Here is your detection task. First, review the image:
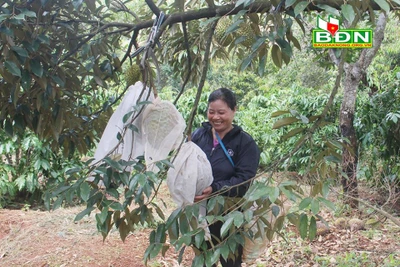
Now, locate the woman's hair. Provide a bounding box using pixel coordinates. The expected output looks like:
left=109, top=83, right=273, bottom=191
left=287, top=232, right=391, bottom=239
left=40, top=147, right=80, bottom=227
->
left=208, top=88, right=237, bottom=110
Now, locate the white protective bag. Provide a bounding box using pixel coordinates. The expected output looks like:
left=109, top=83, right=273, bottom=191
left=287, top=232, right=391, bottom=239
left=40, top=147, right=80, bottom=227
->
left=167, top=141, right=213, bottom=206
left=167, top=141, right=213, bottom=239
left=92, top=81, right=154, bottom=165
left=141, top=97, right=186, bottom=173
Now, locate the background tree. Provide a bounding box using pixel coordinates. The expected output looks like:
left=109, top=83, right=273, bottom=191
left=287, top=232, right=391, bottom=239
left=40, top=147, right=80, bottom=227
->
left=329, top=13, right=388, bottom=208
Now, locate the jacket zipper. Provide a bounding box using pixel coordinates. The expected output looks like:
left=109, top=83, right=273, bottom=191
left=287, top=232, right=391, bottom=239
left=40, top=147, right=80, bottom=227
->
left=210, top=147, right=215, bottom=157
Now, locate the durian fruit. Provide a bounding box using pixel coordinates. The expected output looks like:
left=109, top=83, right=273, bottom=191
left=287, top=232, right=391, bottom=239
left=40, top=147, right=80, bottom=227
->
left=124, top=64, right=142, bottom=86
left=316, top=221, right=330, bottom=236
left=348, top=218, right=365, bottom=231
left=237, top=23, right=256, bottom=47
left=215, top=17, right=234, bottom=47
left=333, top=217, right=348, bottom=229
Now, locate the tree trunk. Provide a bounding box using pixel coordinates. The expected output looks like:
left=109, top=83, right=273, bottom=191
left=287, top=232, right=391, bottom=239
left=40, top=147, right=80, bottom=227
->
left=331, top=13, right=388, bottom=208
left=340, top=64, right=362, bottom=208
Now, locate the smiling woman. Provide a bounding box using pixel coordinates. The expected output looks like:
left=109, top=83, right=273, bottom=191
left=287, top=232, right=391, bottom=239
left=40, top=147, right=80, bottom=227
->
left=191, top=88, right=260, bottom=267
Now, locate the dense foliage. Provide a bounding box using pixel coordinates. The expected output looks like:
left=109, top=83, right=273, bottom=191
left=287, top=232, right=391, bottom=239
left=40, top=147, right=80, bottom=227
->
left=0, top=130, right=84, bottom=207
left=1, top=0, right=400, bottom=266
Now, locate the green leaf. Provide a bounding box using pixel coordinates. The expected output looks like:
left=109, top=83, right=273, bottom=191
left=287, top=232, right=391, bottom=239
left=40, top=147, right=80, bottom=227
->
left=11, top=46, right=29, bottom=58
left=119, top=220, right=130, bottom=242
left=122, top=110, right=134, bottom=123
left=192, top=254, right=205, bottom=267
left=168, top=219, right=179, bottom=241
left=294, top=1, right=309, bottom=17
left=245, top=185, right=267, bottom=202
left=280, top=186, right=296, bottom=201
left=285, top=0, right=297, bottom=8
left=272, top=117, right=299, bottom=129
left=374, top=0, right=390, bottom=12
left=271, top=44, right=282, bottom=68
left=282, top=127, right=305, bottom=140
left=274, top=215, right=285, bottom=231
left=271, top=110, right=290, bottom=118
left=155, top=224, right=166, bottom=243
left=178, top=233, right=192, bottom=247
left=5, top=61, right=21, bottom=77
left=96, top=207, right=109, bottom=225
left=0, top=14, right=10, bottom=22
left=110, top=202, right=123, bottom=211
left=271, top=205, right=280, bottom=217
left=14, top=13, right=26, bottom=20
left=251, top=36, right=267, bottom=51
left=309, top=216, right=317, bottom=241
left=30, top=59, right=43, bottom=77
left=74, top=206, right=95, bottom=221
left=166, top=208, right=181, bottom=228
left=220, top=217, right=234, bottom=238
left=341, top=4, right=355, bottom=24
left=194, top=229, right=205, bottom=248
left=232, top=211, right=244, bottom=227
left=52, top=195, right=64, bottom=210
left=287, top=34, right=301, bottom=50
left=299, top=213, right=308, bottom=239
left=235, top=0, right=254, bottom=8
left=311, top=198, right=320, bottom=215
left=103, top=157, right=123, bottom=171
left=324, top=155, right=341, bottom=163
left=299, top=197, right=312, bottom=210
left=240, top=53, right=256, bottom=72
left=317, top=197, right=336, bottom=211
left=220, top=244, right=230, bottom=260
left=72, top=0, right=84, bottom=9
left=322, top=182, right=330, bottom=198
left=258, top=54, right=267, bottom=76
left=20, top=9, right=37, bottom=18
left=209, top=249, right=220, bottom=266
left=80, top=181, right=90, bottom=201
left=269, top=186, right=280, bottom=203
left=200, top=17, right=219, bottom=28
left=5, top=120, right=13, bottom=136
left=243, top=209, right=253, bottom=224
left=286, top=212, right=299, bottom=226
left=316, top=4, right=341, bottom=16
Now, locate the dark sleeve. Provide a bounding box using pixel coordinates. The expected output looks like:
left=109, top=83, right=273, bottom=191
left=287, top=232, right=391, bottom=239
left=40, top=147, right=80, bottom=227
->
left=191, top=128, right=201, bottom=144
left=211, top=135, right=260, bottom=197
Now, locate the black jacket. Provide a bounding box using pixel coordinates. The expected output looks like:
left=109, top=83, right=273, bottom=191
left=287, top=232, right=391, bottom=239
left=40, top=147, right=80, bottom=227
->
left=192, top=122, right=260, bottom=197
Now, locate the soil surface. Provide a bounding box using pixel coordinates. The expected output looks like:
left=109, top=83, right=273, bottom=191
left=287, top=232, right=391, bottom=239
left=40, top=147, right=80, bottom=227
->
left=1, top=186, right=399, bottom=267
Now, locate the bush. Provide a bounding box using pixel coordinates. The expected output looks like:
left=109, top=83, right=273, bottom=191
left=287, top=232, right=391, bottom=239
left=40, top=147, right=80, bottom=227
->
left=0, top=131, right=84, bottom=207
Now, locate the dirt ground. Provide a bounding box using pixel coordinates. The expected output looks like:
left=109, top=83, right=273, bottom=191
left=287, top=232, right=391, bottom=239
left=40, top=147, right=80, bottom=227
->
left=0, top=186, right=399, bottom=267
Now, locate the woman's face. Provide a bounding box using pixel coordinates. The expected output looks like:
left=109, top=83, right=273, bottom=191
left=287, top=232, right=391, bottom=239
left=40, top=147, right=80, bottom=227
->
left=207, top=99, right=236, bottom=133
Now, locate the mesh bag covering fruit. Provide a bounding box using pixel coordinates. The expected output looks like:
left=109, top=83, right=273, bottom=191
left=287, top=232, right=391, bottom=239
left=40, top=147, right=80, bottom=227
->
left=93, top=81, right=154, bottom=164
left=141, top=97, right=186, bottom=172
left=167, top=141, right=213, bottom=207
left=167, top=141, right=213, bottom=239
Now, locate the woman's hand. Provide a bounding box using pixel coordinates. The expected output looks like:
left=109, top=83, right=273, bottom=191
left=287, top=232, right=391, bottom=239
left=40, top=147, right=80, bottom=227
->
left=194, top=186, right=213, bottom=202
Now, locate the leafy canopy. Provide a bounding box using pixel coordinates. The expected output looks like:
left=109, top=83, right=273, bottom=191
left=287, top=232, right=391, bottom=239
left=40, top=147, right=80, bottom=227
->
left=1, top=0, right=399, bottom=154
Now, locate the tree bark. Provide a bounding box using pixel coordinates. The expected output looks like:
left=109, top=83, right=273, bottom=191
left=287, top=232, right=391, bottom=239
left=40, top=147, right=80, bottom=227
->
left=330, top=12, right=388, bottom=208
left=340, top=63, right=362, bottom=208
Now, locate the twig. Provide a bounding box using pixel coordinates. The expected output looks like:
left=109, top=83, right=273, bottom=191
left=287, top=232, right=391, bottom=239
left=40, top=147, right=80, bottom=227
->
left=344, top=194, right=400, bottom=228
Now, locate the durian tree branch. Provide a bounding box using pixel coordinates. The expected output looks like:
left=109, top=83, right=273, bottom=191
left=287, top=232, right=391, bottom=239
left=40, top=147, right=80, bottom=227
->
left=50, top=1, right=398, bottom=67
left=145, top=0, right=162, bottom=17
left=133, top=0, right=398, bottom=32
